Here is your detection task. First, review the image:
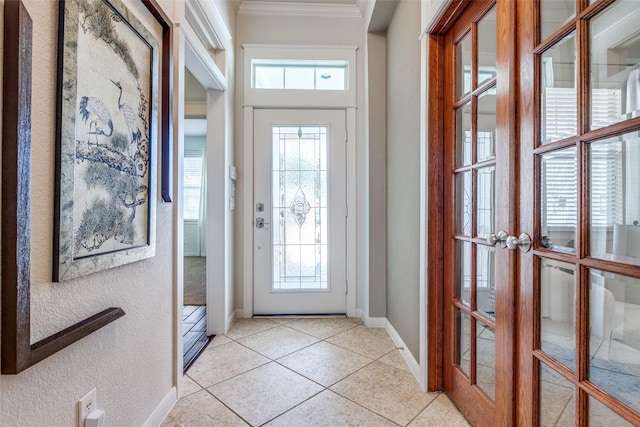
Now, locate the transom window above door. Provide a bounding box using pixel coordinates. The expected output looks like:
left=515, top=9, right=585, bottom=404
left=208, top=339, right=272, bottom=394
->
left=252, top=60, right=348, bottom=91
left=243, top=44, right=356, bottom=107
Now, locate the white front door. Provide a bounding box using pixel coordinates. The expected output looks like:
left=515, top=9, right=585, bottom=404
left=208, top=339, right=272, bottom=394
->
left=253, top=109, right=347, bottom=315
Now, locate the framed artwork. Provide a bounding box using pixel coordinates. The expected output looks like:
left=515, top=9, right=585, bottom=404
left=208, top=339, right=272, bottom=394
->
left=3, top=0, right=125, bottom=375
left=54, top=0, right=161, bottom=281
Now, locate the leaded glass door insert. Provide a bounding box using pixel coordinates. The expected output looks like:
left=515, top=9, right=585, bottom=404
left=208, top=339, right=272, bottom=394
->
left=272, top=125, right=328, bottom=291
left=253, top=109, right=346, bottom=315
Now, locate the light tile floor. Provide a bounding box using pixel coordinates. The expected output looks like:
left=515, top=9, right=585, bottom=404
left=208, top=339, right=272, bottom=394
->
left=162, top=317, right=469, bottom=427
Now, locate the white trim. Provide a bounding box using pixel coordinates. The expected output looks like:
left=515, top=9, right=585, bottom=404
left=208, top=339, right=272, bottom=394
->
left=206, top=89, right=229, bottom=336
left=172, top=21, right=187, bottom=401
left=359, top=310, right=386, bottom=328
left=242, top=45, right=358, bottom=108
left=385, top=320, right=424, bottom=391
left=143, top=387, right=177, bottom=427
left=185, top=0, right=232, bottom=51
left=237, top=1, right=364, bottom=18
left=424, top=0, right=454, bottom=34
left=242, top=107, right=255, bottom=319
left=183, top=23, right=227, bottom=91
left=346, top=108, right=357, bottom=317
left=226, top=309, right=237, bottom=333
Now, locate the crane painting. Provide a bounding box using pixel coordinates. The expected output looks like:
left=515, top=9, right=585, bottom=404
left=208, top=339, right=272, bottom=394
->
left=79, top=96, right=113, bottom=144
left=54, top=0, right=159, bottom=281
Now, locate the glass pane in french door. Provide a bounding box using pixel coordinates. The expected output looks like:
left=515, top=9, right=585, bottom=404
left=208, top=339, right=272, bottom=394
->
left=530, top=0, right=640, bottom=424
left=450, top=1, right=497, bottom=407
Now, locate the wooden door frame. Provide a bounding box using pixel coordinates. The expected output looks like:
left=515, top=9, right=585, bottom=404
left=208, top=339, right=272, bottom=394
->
left=426, top=0, right=519, bottom=424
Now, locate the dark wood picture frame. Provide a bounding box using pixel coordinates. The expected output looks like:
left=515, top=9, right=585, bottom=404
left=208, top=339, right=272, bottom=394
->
left=141, top=0, right=173, bottom=203
left=1, top=0, right=172, bottom=374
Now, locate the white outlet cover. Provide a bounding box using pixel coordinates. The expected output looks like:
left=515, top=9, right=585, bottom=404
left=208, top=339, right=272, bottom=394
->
left=78, top=388, right=97, bottom=427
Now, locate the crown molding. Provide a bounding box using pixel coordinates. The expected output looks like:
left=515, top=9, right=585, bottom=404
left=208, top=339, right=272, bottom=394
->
left=237, top=1, right=364, bottom=18
left=185, top=0, right=232, bottom=51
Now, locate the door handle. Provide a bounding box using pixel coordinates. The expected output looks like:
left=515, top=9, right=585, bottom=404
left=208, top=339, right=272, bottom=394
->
left=256, top=217, right=270, bottom=229
left=506, top=233, right=532, bottom=252
left=487, top=230, right=508, bottom=248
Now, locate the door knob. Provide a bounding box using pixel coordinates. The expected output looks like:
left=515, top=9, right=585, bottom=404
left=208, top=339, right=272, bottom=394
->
left=487, top=230, right=508, bottom=247
left=256, top=217, right=269, bottom=229
left=506, top=233, right=532, bottom=252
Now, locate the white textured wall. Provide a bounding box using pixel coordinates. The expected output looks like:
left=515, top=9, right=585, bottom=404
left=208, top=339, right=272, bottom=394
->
left=386, top=0, right=422, bottom=359
left=233, top=13, right=365, bottom=315
left=0, top=0, right=176, bottom=425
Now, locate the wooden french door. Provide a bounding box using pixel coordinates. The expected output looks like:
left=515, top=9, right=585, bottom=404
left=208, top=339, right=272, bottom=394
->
left=434, top=0, right=640, bottom=426
left=441, top=1, right=517, bottom=425
left=517, top=0, right=640, bottom=425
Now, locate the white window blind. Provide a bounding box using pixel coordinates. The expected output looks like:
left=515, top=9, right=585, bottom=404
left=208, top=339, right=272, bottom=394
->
left=542, top=87, right=578, bottom=142
left=184, top=153, right=204, bottom=221
left=590, top=140, right=623, bottom=227
left=542, top=88, right=624, bottom=228
left=542, top=150, right=578, bottom=228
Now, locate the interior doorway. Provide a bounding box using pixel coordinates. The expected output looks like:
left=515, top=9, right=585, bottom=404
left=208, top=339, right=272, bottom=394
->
left=182, top=70, right=209, bottom=371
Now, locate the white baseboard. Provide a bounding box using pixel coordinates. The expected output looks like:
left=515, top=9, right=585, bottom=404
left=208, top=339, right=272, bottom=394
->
left=226, top=309, right=237, bottom=334
left=360, top=311, right=386, bottom=328
left=143, top=387, right=177, bottom=427
left=384, top=320, right=425, bottom=390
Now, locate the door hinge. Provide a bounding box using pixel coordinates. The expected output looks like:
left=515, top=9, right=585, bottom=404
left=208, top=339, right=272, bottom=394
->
left=345, top=280, right=348, bottom=294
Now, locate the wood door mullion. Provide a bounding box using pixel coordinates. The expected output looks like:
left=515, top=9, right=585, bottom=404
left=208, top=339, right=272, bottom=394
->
left=577, top=265, right=589, bottom=427
left=494, top=0, right=519, bottom=424
left=525, top=6, right=541, bottom=420
left=442, top=28, right=458, bottom=395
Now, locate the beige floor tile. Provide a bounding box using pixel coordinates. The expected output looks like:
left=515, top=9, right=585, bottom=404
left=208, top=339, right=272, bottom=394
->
left=327, top=326, right=396, bottom=359
left=182, top=375, right=202, bottom=397
left=186, top=341, right=269, bottom=388
left=266, top=317, right=298, bottom=324
left=378, top=349, right=412, bottom=373
left=347, top=317, right=365, bottom=325
left=208, top=334, right=233, bottom=348
left=331, top=361, right=435, bottom=426
left=287, top=318, right=359, bottom=339
left=408, top=394, right=470, bottom=427
left=225, top=318, right=280, bottom=340
left=209, top=362, right=323, bottom=426
left=266, top=390, right=397, bottom=427
left=277, top=341, right=373, bottom=386
left=161, top=390, right=248, bottom=427
left=237, top=325, right=320, bottom=359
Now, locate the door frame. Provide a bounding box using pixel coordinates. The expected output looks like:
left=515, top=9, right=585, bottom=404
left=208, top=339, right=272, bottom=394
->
left=427, top=0, right=519, bottom=424
left=242, top=106, right=357, bottom=317
left=173, top=0, right=232, bottom=399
